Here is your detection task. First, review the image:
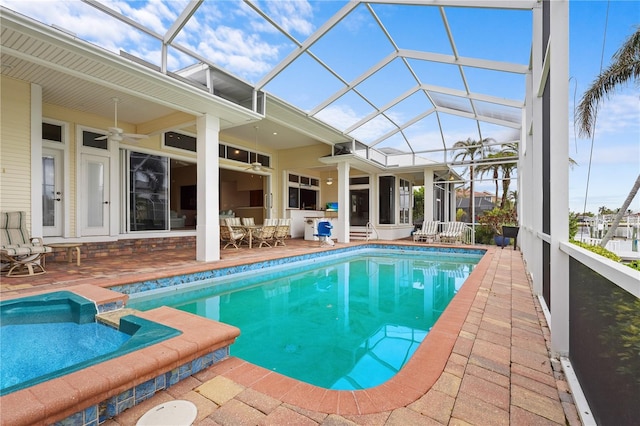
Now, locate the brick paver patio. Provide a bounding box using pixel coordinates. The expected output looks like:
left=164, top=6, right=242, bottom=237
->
left=1, top=240, right=582, bottom=425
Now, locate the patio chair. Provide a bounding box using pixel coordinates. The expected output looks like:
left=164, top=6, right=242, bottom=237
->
left=1, top=211, right=52, bottom=276
left=439, top=221, right=466, bottom=244
left=241, top=217, right=255, bottom=226
left=226, top=217, right=249, bottom=245
left=314, top=221, right=334, bottom=247
left=220, top=220, right=246, bottom=249
left=252, top=224, right=277, bottom=248
left=413, top=221, right=439, bottom=242
left=273, top=218, right=291, bottom=247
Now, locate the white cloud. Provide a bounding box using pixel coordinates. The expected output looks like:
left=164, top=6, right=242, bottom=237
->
left=264, top=0, right=314, bottom=36
left=192, top=26, right=280, bottom=78
left=314, top=104, right=361, bottom=130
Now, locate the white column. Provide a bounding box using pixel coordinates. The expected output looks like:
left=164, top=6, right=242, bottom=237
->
left=423, top=170, right=434, bottom=222
left=447, top=182, right=455, bottom=221
left=196, top=114, right=220, bottom=262
left=528, top=4, right=544, bottom=299
left=30, top=83, right=43, bottom=237
left=337, top=161, right=350, bottom=243
left=549, top=0, right=570, bottom=357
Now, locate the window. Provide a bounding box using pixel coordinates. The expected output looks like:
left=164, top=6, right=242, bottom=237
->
left=399, top=178, right=411, bottom=224
left=164, top=131, right=196, bottom=152
left=82, top=130, right=108, bottom=150
left=227, top=147, right=249, bottom=163
left=288, top=173, right=319, bottom=209
left=220, top=143, right=270, bottom=168
left=42, top=123, right=62, bottom=142
left=350, top=176, right=369, bottom=185
left=129, top=152, right=168, bottom=231
left=379, top=176, right=395, bottom=224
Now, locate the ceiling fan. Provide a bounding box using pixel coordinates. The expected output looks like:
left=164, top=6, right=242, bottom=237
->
left=246, top=125, right=271, bottom=172
left=96, top=97, right=149, bottom=143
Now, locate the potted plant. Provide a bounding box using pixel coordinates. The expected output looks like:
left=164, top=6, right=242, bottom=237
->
left=478, top=207, right=518, bottom=248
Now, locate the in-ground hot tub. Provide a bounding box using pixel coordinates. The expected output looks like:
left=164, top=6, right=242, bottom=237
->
left=0, top=291, right=181, bottom=396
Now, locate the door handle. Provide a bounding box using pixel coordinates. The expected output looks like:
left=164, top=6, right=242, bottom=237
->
left=55, top=198, right=61, bottom=201
left=104, top=201, right=109, bottom=204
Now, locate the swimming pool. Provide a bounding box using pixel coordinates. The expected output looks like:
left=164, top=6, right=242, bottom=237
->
left=0, top=291, right=181, bottom=395
left=128, top=246, right=482, bottom=390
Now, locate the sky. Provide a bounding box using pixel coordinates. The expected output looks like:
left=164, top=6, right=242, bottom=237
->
left=567, top=1, right=639, bottom=215
left=2, top=0, right=638, bottom=214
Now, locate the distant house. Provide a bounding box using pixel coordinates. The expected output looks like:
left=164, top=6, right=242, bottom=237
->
left=455, top=191, right=495, bottom=222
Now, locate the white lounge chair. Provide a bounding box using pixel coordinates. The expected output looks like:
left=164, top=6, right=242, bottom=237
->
left=413, top=221, right=439, bottom=242
left=439, top=221, right=467, bottom=244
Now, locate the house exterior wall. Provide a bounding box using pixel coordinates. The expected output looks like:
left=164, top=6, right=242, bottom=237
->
left=0, top=76, right=32, bottom=223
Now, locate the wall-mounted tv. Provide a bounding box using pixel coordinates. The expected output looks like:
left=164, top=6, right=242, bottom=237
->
left=326, top=202, right=338, bottom=212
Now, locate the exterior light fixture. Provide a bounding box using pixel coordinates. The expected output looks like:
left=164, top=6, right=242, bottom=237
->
left=326, top=177, right=333, bottom=185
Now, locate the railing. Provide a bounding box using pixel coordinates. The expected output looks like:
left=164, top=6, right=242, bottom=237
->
left=365, top=222, right=379, bottom=241
left=462, top=224, right=474, bottom=245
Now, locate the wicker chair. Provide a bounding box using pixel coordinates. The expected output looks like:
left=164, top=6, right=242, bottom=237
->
left=1, top=211, right=52, bottom=276
left=220, top=220, right=246, bottom=249
left=252, top=224, right=276, bottom=248
left=241, top=217, right=255, bottom=226
left=273, top=218, right=291, bottom=247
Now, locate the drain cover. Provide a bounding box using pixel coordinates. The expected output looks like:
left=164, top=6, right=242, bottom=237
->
left=136, top=400, right=197, bottom=426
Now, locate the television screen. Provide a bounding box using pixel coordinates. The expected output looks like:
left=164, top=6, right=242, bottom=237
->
left=326, top=202, right=338, bottom=211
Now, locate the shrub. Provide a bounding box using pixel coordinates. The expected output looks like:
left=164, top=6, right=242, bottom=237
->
left=474, top=225, right=494, bottom=245
left=571, top=240, right=621, bottom=262
left=627, top=260, right=640, bottom=271
left=569, top=212, right=579, bottom=240
left=478, top=207, right=517, bottom=235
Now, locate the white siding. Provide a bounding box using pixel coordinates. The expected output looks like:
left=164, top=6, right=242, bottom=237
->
left=1, top=76, right=32, bottom=226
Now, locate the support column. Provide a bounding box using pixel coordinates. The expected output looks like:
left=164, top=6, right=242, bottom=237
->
left=30, top=83, right=43, bottom=238
left=337, top=161, right=350, bottom=243
left=528, top=0, right=545, bottom=304
left=423, top=170, right=434, bottom=222
left=549, top=0, right=570, bottom=357
left=196, top=114, right=220, bottom=262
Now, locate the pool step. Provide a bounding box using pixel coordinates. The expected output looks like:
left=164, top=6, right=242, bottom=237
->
left=96, top=308, right=142, bottom=329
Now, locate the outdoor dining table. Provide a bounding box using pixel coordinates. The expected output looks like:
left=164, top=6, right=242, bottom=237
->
left=242, top=225, right=261, bottom=249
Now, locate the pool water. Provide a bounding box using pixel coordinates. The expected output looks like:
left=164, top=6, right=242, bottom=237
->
left=129, top=248, right=480, bottom=390
left=1, top=322, right=130, bottom=391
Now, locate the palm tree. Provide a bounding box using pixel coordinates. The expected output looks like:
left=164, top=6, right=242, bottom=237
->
left=576, top=27, right=640, bottom=248
left=476, top=142, right=518, bottom=209
left=496, top=143, right=518, bottom=208
left=452, top=138, right=494, bottom=220
left=476, top=153, right=500, bottom=206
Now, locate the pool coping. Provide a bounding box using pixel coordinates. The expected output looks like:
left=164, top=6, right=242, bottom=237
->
left=205, top=245, right=495, bottom=415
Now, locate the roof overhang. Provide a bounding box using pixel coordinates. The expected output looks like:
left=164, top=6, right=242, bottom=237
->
left=0, top=7, right=260, bottom=129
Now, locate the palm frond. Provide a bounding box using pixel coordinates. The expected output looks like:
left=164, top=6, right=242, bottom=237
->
left=576, top=27, right=640, bottom=138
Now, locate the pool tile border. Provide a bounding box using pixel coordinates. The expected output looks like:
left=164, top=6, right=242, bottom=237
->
left=109, top=243, right=486, bottom=296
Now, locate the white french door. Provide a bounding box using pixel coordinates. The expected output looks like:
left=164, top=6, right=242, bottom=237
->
left=80, top=153, right=110, bottom=236
left=42, top=148, right=64, bottom=237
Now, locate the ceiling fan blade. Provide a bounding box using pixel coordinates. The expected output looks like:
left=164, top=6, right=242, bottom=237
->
left=95, top=135, right=108, bottom=141
left=122, top=133, right=149, bottom=139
